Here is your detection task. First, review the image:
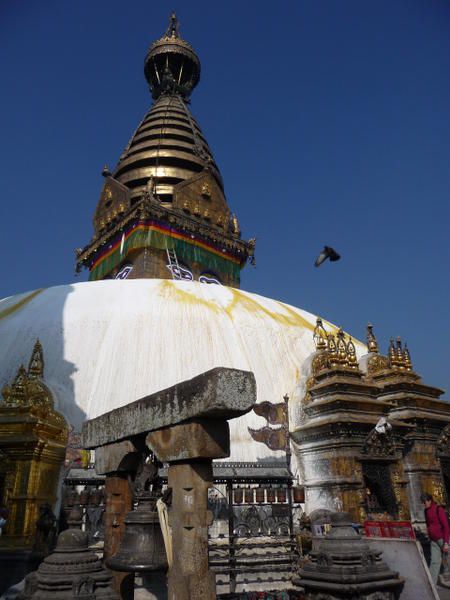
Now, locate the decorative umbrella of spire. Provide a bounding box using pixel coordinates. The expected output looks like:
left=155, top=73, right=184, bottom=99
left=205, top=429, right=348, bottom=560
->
left=144, top=13, right=201, bottom=100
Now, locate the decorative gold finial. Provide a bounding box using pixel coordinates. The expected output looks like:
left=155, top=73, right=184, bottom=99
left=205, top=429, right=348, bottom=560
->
left=403, top=343, right=413, bottom=371
left=347, top=336, right=358, bottom=368
left=388, top=338, right=396, bottom=367
left=396, top=337, right=406, bottom=370
left=165, top=12, right=180, bottom=38
left=367, top=323, right=379, bottom=353
left=28, top=339, right=44, bottom=379
left=336, top=328, right=348, bottom=366
left=231, top=214, right=241, bottom=237
left=313, top=318, right=328, bottom=350
left=327, top=334, right=338, bottom=365
left=2, top=365, right=27, bottom=406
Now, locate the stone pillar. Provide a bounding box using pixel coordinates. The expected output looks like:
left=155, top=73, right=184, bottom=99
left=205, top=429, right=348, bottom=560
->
left=82, top=368, right=256, bottom=600
left=147, top=419, right=230, bottom=600
left=104, top=474, right=134, bottom=598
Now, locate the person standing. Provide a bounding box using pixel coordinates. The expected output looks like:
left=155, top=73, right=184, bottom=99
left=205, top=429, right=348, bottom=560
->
left=421, top=492, right=450, bottom=584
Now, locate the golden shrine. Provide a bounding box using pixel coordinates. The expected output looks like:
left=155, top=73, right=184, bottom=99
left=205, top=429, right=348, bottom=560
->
left=292, top=320, right=450, bottom=525
left=0, top=341, right=68, bottom=549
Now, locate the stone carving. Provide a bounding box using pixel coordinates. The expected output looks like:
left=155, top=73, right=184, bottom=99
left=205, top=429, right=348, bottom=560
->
left=295, top=512, right=404, bottom=599
left=362, top=426, right=395, bottom=458
left=30, top=529, right=118, bottom=599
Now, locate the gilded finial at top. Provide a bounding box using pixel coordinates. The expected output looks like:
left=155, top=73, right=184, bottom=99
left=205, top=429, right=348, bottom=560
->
left=336, top=328, right=349, bottom=366
left=144, top=12, right=201, bottom=100
left=388, top=337, right=406, bottom=370
left=165, top=12, right=180, bottom=38
left=366, top=323, right=379, bottom=353
left=28, top=339, right=44, bottom=379
left=403, top=343, right=413, bottom=371
left=347, top=336, right=357, bottom=367
left=313, top=318, right=328, bottom=350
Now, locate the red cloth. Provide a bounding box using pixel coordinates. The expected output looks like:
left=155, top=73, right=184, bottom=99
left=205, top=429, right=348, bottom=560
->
left=425, top=502, right=450, bottom=544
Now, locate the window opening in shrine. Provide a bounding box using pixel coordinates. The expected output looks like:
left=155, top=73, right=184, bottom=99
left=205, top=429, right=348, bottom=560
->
left=362, top=462, right=398, bottom=519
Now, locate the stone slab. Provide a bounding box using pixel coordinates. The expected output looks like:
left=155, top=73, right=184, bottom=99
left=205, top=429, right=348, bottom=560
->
left=94, top=440, right=137, bottom=475
left=82, top=368, right=256, bottom=449
left=146, top=419, right=229, bottom=462
left=369, top=538, right=439, bottom=600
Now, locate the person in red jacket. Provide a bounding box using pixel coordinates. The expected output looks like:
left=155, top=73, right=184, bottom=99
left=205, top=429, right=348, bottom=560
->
left=421, top=492, right=450, bottom=584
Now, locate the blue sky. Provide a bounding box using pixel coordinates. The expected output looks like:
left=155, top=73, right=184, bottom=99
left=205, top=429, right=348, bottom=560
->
left=1, top=1, right=449, bottom=393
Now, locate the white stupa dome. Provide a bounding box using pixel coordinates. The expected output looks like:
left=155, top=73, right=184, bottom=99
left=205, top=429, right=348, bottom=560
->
left=0, top=279, right=366, bottom=463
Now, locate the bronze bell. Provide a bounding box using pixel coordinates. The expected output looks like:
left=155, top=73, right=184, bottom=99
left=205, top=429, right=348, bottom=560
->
left=106, top=495, right=168, bottom=573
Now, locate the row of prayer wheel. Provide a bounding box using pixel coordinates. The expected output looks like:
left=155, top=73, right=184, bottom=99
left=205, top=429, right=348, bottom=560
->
left=64, top=485, right=105, bottom=507
left=233, top=486, right=304, bottom=504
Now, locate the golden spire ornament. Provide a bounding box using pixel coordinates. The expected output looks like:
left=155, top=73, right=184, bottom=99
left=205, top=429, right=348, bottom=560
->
left=313, top=318, right=328, bottom=350
left=28, top=339, right=44, bottom=379
left=336, top=328, right=348, bottom=366
left=327, top=334, right=338, bottom=366
left=396, top=337, right=406, bottom=370
left=403, top=343, right=413, bottom=372
left=346, top=336, right=358, bottom=368
left=366, top=323, right=379, bottom=353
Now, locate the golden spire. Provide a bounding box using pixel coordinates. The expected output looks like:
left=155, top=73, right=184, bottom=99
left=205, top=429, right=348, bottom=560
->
left=403, top=343, right=413, bottom=371
left=388, top=337, right=407, bottom=370
left=346, top=336, right=358, bottom=368
left=388, top=338, right=396, bottom=367
left=313, top=317, right=328, bottom=350
left=2, top=365, right=27, bottom=407
left=366, top=323, right=379, bottom=353
left=28, top=339, right=44, bottom=379
left=165, top=12, right=180, bottom=38
left=396, top=337, right=406, bottom=370
left=336, top=328, right=348, bottom=366
left=327, top=333, right=338, bottom=366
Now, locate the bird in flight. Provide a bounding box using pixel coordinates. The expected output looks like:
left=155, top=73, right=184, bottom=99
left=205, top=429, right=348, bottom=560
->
left=314, top=246, right=341, bottom=267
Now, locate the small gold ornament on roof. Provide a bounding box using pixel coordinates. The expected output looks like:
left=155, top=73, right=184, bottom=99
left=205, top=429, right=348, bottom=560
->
left=336, top=328, right=348, bottom=366
left=28, top=339, right=44, bottom=379
left=327, top=334, right=338, bottom=366
left=396, top=337, right=405, bottom=370
left=231, top=214, right=241, bottom=237
left=346, top=336, right=358, bottom=368
left=313, top=318, right=328, bottom=350
left=366, top=323, right=379, bottom=353
left=403, top=343, right=413, bottom=371
left=388, top=338, right=397, bottom=366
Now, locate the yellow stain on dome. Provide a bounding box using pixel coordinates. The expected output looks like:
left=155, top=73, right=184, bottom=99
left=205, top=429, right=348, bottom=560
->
left=226, top=289, right=315, bottom=331
left=157, top=280, right=222, bottom=314
left=0, top=289, right=43, bottom=322
left=155, top=282, right=349, bottom=345
left=161, top=282, right=317, bottom=331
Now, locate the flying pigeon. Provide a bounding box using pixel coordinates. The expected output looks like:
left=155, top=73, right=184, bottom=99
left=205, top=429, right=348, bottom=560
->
left=314, top=246, right=341, bottom=267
